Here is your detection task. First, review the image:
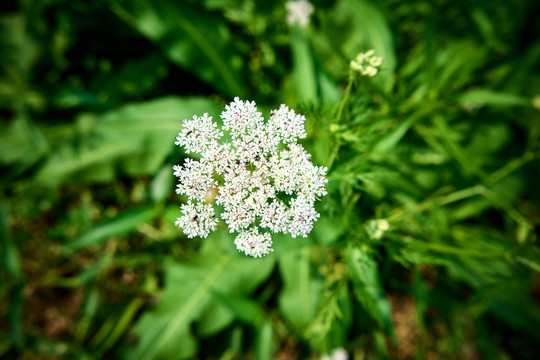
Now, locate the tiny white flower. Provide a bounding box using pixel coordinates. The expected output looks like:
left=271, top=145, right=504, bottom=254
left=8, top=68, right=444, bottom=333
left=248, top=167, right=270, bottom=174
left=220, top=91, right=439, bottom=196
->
left=175, top=201, right=218, bottom=239
left=234, top=227, right=273, bottom=258
left=350, top=49, right=383, bottom=77
left=286, top=0, right=314, bottom=28
left=365, top=219, right=390, bottom=240
left=268, top=104, right=307, bottom=143
left=175, top=113, right=222, bottom=156
left=173, top=97, right=327, bottom=257
left=173, top=159, right=216, bottom=201
left=288, top=195, right=320, bottom=238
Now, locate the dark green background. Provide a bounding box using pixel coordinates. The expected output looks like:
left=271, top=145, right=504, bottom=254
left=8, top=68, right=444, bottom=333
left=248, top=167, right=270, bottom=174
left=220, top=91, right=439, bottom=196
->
left=1, top=0, right=539, bottom=359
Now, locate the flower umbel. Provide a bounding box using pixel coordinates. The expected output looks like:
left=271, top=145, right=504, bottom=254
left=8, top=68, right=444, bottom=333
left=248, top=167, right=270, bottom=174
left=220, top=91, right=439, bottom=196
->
left=365, top=219, right=390, bottom=240
left=286, top=0, right=314, bottom=28
left=174, top=97, right=328, bottom=258
left=350, top=49, right=383, bottom=77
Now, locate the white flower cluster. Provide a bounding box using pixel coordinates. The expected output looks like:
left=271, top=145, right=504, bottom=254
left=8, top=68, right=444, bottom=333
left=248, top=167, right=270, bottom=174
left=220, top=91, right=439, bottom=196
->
left=365, top=219, right=390, bottom=240
left=174, top=97, right=328, bottom=258
left=286, top=0, right=314, bottom=28
left=350, top=49, right=383, bottom=77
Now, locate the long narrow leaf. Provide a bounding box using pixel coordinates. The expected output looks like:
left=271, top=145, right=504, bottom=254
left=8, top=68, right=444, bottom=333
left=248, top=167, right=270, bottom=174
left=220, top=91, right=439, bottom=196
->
left=67, top=206, right=159, bottom=250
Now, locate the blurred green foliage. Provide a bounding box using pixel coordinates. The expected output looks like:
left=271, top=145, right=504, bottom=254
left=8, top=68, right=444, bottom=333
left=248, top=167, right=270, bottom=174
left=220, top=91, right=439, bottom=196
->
left=1, top=0, right=540, bottom=359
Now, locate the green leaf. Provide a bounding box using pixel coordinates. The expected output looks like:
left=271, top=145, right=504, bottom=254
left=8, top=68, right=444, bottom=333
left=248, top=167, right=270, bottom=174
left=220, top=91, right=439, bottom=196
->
left=0, top=116, right=49, bottom=183
left=95, top=298, right=145, bottom=357
left=291, top=29, right=318, bottom=104
left=0, top=118, right=47, bottom=165
left=125, top=248, right=274, bottom=360
left=36, top=135, right=137, bottom=186
left=98, top=96, right=221, bottom=176
left=345, top=245, right=393, bottom=333
left=278, top=247, right=322, bottom=328
left=312, top=215, right=346, bottom=245
left=0, top=202, right=21, bottom=279
left=195, top=300, right=234, bottom=337
left=124, top=258, right=228, bottom=360
left=211, top=290, right=266, bottom=326
left=370, top=115, right=417, bottom=155
left=151, top=165, right=175, bottom=204
left=112, top=1, right=245, bottom=97
left=432, top=115, right=486, bottom=178
left=76, top=252, right=114, bottom=284
left=515, top=252, right=540, bottom=274
left=470, top=9, right=505, bottom=51
left=431, top=41, right=487, bottom=94
left=36, top=96, right=221, bottom=185
left=67, top=205, right=159, bottom=250
left=75, top=287, right=100, bottom=343
left=255, top=320, right=274, bottom=360
left=459, top=89, right=530, bottom=108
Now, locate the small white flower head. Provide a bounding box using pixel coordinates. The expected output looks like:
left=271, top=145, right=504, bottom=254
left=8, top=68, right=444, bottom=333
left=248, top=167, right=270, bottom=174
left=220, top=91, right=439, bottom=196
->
left=365, top=219, right=390, bottom=240
left=321, top=348, right=348, bottom=360
left=175, top=201, right=218, bottom=239
left=234, top=227, right=273, bottom=258
left=173, top=97, right=328, bottom=257
left=350, top=49, right=383, bottom=77
left=173, top=159, right=217, bottom=201
left=175, top=113, right=223, bottom=156
left=286, top=0, right=314, bottom=28
left=268, top=104, right=307, bottom=143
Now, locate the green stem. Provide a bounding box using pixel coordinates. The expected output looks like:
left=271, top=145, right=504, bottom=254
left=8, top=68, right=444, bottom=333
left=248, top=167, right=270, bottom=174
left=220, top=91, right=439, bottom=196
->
left=486, top=151, right=535, bottom=186
left=479, top=186, right=530, bottom=227
left=387, top=185, right=484, bottom=222
left=327, top=75, right=355, bottom=171
left=432, top=115, right=487, bottom=179
left=387, top=183, right=531, bottom=232
left=401, top=237, right=509, bottom=258
left=335, top=74, right=354, bottom=125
